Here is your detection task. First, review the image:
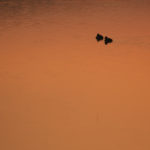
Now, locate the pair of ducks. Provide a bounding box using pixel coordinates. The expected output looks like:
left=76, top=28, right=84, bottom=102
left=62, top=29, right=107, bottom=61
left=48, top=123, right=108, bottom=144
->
left=96, top=33, right=113, bottom=45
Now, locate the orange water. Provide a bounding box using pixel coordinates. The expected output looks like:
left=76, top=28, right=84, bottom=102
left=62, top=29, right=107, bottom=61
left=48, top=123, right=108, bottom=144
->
left=0, top=0, right=150, bottom=150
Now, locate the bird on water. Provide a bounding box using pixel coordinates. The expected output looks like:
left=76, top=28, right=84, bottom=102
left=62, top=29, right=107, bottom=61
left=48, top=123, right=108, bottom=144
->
left=96, top=33, right=113, bottom=45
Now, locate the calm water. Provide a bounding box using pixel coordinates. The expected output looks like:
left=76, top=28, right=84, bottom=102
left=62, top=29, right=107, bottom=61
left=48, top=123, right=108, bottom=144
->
left=0, top=0, right=150, bottom=150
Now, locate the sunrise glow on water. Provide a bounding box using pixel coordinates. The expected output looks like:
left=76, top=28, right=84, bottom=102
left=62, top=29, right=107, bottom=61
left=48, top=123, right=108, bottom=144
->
left=0, top=0, right=150, bottom=150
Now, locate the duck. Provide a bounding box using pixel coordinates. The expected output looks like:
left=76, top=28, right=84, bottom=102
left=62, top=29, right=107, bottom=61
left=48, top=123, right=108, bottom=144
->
left=96, top=33, right=103, bottom=42
left=96, top=33, right=113, bottom=45
left=104, top=36, right=113, bottom=45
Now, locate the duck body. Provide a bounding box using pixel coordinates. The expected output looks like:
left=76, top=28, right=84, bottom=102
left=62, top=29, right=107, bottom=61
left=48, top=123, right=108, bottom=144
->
left=104, top=36, right=113, bottom=45
left=96, top=34, right=104, bottom=42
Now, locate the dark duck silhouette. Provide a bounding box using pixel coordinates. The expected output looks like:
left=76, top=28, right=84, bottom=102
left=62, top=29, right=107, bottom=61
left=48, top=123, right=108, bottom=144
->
left=96, top=33, right=113, bottom=45
left=104, top=36, right=113, bottom=45
left=96, top=34, right=104, bottom=42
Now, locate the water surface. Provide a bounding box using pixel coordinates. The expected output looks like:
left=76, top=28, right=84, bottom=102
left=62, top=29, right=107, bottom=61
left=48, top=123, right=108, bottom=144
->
left=0, top=0, right=150, bottom=150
